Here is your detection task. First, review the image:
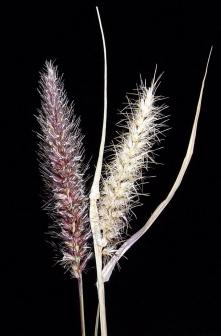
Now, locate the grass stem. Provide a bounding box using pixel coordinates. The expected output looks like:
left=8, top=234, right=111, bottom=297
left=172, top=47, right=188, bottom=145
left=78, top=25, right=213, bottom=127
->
left=94, top=303, right=100, bottom=336
left=78, top=274, right=86, bottom=336
left=89, top=6, right=108, bottom=336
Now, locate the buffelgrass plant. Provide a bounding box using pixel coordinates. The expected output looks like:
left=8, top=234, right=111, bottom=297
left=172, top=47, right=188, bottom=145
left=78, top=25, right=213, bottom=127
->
left=37, top=7, right=212, bottom=336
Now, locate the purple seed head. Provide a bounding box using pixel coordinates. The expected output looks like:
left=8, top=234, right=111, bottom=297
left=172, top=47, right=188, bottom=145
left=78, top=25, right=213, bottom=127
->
left=37, top=61, right=91, bottom=278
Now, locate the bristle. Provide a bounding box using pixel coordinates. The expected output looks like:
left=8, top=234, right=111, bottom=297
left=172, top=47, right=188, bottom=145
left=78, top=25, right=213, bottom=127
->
left=98, top=78, right=167, bottom=262
left=37, top=61, right=91, bottom=278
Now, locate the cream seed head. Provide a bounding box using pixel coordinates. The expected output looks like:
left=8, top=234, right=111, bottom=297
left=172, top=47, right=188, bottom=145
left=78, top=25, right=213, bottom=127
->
left=98, top=77, right=167, bottom=261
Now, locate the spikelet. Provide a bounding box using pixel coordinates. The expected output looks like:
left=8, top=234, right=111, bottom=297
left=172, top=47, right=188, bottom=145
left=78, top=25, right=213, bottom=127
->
left=37, top=61, right=91, bottom=278
left=98, top=77, right=167, bottom=261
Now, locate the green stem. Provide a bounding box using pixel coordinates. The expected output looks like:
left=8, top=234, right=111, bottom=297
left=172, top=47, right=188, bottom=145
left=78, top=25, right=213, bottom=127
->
left=78, top=274, right=86, bottom=336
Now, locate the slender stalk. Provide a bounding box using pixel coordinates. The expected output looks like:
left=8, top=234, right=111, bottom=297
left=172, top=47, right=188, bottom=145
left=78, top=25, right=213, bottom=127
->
left=94, top=303, right=100, bottom=336
left=90, top=196, right=108, bottom=336
left=89, top=6, right=108, bottom=336
left=78, top=274, right=86, bottom=336
left=96, top=248, right=107, bottom=336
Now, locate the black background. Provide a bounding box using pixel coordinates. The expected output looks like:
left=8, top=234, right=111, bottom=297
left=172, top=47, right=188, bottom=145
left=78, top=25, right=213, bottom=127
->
left=2, top=1, right=221, bottom=335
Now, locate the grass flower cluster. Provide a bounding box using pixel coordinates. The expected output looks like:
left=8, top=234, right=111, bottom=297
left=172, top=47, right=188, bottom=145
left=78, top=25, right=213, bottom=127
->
left=37, top=62, right=91, bottom=279
left=36, top=7, right=211, bottom=336
left=98, top=80, right=167, bottom=261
